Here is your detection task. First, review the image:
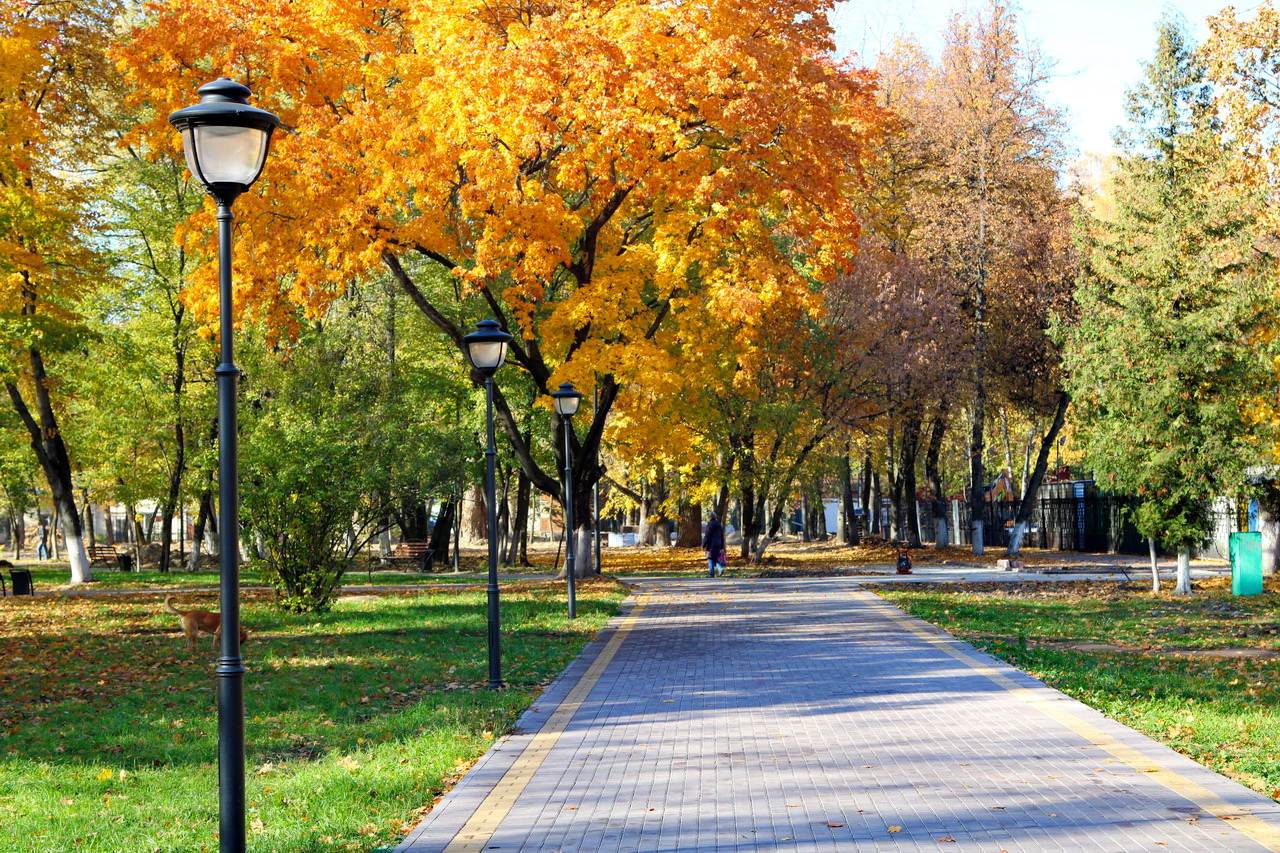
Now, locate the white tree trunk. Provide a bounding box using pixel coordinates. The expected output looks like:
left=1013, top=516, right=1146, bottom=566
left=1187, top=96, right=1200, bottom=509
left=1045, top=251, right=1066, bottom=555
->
left=378, top=528, right=392, bottom=559
left=63, top=524, right=91, bottom=584
left=1148, top=537, right=1160, bottom=593
left=574, top=526, right=594, bottom=577
left=1174, top=549, right=1191, bottom=595
left=1259, top=508, right=1277, bottom=577
left=935, top=516, right=949, bottom=549
left=188, top=537, right=202, bottom=572
left=1007, top=521, right=1026, bottom=556
left=972, top=519, right=985, bottom=556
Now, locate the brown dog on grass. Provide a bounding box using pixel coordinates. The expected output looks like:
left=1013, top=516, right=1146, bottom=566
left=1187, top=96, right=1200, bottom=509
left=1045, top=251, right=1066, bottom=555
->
left=165, top=596, right=248, bottom=651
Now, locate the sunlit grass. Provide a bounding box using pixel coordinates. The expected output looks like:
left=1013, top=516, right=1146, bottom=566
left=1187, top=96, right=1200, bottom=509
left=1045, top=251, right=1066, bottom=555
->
left=0, top=579, right=624, bottom=852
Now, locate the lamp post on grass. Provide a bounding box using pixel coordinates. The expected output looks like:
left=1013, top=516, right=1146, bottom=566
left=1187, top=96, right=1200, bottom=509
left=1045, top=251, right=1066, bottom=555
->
left=463, top=318, right=513, bottom=688
left=169, top=77, right=280, bottom=853
left=551, top=382, right=583, bottom=618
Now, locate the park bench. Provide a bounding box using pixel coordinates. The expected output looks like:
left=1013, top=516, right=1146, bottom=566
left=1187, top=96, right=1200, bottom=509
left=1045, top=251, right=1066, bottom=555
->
left=87, top=542, right=117, bottom=567
left=383, top=540, right=435, bottom=573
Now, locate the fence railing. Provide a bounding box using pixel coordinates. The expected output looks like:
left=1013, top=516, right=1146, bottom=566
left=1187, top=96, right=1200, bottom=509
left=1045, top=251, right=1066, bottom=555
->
left=883, top=484, right=1246, bottom=557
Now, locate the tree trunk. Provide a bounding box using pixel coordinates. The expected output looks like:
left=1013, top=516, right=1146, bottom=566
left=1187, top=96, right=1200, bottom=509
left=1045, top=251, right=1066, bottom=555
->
left=899, top=417, right=922, bottom=548
left=924, top=405, right=949, bottom=548
left=1148, top=537, right=1160, bottom=592
left=739, top=438, right=757, bottom=559
left=869, top=471, right=881, bottom=536
left=5, top=349, right=89, bottom=583
left=1260, top=506, right=1278, bottom=578
left=999, top=406, right=1014, bottom=498
left=10, top=511, right=22, bottom=560
left=127, top=503, right=144, bottom=570
left=816, top=483, right=829, bottom=540
left=428, top=499, right=455, bottom=569
left=839, top=448, right=856, bottom=544
left=969, top=388, right=987, bottom=556
left=800, top=493, right=812, bottom=542
left=83, top=498, right=96, bottom=546
left=512, top=469, right=531, bottom=566
left=1007, top=392, right=1069, bottom=556
left=1175, top=549, right=1192, bottom=595
left=859, top=450, right=872, bottom=542
left=496, top=466, right=512, bottom=566
left=676, top=501, right=702, bottom=548
left=1020, top=423, right=1036, bottom=501
left=189, top=486, right=215, bottom=569
left=464, top=485, right=486, bottom=543
left=969, top=128, right=991, bottom=558
left=887, top=423, right=903, bottom=540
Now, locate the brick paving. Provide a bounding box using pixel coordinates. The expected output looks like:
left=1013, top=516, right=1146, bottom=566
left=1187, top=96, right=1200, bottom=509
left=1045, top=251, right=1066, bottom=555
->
left=396, top=578, right=1280, bottom=852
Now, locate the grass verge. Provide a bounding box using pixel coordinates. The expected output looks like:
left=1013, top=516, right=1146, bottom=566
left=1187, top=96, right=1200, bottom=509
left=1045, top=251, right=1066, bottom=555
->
left=878, top=578, right=1280, bottom=801
left=0, top=579, right=624, bottom=852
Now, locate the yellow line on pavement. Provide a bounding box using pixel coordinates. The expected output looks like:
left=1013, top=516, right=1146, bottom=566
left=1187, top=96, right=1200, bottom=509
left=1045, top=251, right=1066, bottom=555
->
left=443, top=597, right=647, bottom=852
left=864, top=593, right=1280, bottom=853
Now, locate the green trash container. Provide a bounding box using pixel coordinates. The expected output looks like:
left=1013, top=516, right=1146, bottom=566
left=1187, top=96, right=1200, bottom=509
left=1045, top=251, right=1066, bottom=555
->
left=1229, top=531, right=1264, bottom=596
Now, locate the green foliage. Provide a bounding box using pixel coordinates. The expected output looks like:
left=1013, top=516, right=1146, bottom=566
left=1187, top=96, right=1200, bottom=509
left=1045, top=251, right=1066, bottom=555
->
left=1063, top=18, right=1279, bottom=549
left=239, top=279, right=481, bottom=612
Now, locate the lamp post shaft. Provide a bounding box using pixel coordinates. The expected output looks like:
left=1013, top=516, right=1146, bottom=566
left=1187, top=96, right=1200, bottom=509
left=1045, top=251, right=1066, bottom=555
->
left=563, top=419, right=577, bottom=619
left=214, top=203, right=246, bottom=853
left=484, top=376, right=503, bottom=689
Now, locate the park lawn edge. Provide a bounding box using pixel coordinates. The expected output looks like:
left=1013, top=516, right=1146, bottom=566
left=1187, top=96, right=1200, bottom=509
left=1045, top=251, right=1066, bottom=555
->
left=876, top=581, right=1280, bottom=804
left=0, top=580, right=626, bottom=852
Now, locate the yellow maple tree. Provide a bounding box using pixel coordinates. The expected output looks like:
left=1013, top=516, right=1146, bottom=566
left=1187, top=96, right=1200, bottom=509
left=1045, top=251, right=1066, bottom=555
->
left=117, top=0, right=884, bottom=568
left=1, top=0, right=118, bottom=583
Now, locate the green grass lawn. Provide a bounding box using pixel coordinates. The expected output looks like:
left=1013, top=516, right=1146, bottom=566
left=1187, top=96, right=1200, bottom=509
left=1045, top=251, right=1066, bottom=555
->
left=878, top=579, right=1280, bottom=801
left=0, top=579, right=624, bottom=852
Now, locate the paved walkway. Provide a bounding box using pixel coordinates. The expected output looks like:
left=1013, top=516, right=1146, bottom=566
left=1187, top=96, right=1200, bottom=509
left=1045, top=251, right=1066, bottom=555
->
left=396, top=578, right=1280, bottom=852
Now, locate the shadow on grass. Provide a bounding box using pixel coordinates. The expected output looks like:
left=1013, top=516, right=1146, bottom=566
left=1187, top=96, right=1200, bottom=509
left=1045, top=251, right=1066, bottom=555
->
left=0, top=585, right=621, bottom=771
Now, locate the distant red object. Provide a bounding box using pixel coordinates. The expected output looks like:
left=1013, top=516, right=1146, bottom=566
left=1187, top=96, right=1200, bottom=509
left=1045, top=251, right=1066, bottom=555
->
left=896, top=544, right=912, bottom=575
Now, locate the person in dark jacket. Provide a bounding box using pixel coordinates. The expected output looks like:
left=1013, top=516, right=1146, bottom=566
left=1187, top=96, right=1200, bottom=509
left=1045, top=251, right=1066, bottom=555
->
left=703, top=512, right=726, bottom=577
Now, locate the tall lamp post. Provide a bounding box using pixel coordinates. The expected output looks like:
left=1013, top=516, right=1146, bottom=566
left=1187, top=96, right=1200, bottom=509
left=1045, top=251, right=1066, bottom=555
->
left=463, top=319, right=512, bottom=688
left=551, top=382, right=583, bottom=618
left=169, top=78, right=280, bottom=853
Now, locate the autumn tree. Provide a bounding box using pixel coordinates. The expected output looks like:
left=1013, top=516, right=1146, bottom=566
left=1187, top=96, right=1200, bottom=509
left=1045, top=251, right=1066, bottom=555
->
left=1, top=0, right=119, bottom=583
left=910, top=1, right=1064, bottom=554
left=117, top=0, right=881, bottom=577
left=1064, top=18, right=1277, bottom=594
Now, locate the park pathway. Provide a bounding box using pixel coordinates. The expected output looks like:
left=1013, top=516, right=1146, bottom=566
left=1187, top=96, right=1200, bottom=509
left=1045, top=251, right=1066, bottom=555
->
left=395, top=578, right=1280, bottom=852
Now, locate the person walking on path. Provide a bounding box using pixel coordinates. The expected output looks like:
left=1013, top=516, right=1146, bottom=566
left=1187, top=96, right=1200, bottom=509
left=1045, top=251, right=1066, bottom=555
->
left=703, top=512, right=726, bottom=577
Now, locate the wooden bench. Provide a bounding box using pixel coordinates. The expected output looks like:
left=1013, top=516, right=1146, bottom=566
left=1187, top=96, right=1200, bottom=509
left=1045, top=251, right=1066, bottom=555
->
left=87, top=543, right=120, bottom=568
left=383, top=540, right=435, bottom=573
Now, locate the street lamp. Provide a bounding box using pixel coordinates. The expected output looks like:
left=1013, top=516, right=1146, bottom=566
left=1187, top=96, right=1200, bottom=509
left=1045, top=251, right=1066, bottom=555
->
left=169, top=78, right=280, bottom=853
left=463, top=318, right=512, bottom=688
left=551, top=381, right=583, bottom=618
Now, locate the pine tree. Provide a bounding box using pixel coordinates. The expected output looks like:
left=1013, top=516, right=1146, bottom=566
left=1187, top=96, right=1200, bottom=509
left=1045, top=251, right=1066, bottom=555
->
left=1064, top=18, right=1277, bottom=593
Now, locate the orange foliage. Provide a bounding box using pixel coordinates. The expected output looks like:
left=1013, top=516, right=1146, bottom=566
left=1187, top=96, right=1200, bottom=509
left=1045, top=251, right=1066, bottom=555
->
left=115, top=0, right=885, bottom=389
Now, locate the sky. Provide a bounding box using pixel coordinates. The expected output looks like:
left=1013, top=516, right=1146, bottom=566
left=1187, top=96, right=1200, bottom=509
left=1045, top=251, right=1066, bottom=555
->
left=830, top=0, right=1260, bottom=158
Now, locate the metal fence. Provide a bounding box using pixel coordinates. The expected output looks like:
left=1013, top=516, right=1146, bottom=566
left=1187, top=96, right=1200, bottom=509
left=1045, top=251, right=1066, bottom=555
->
left=943, top=489, right=1143, bottom=553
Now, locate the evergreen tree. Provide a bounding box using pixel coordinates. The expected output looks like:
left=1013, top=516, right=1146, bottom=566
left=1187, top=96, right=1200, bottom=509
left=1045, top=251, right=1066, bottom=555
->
left=1064, top=18, right=1277, bottom=593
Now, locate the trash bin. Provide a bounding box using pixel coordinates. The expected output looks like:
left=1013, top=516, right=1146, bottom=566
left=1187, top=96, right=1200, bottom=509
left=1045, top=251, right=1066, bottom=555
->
left=117, top=554, right=133, bottom=573
left=1230, top=531, right=1264, bottom=596
left=9, top=568, right=34, bottom=596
